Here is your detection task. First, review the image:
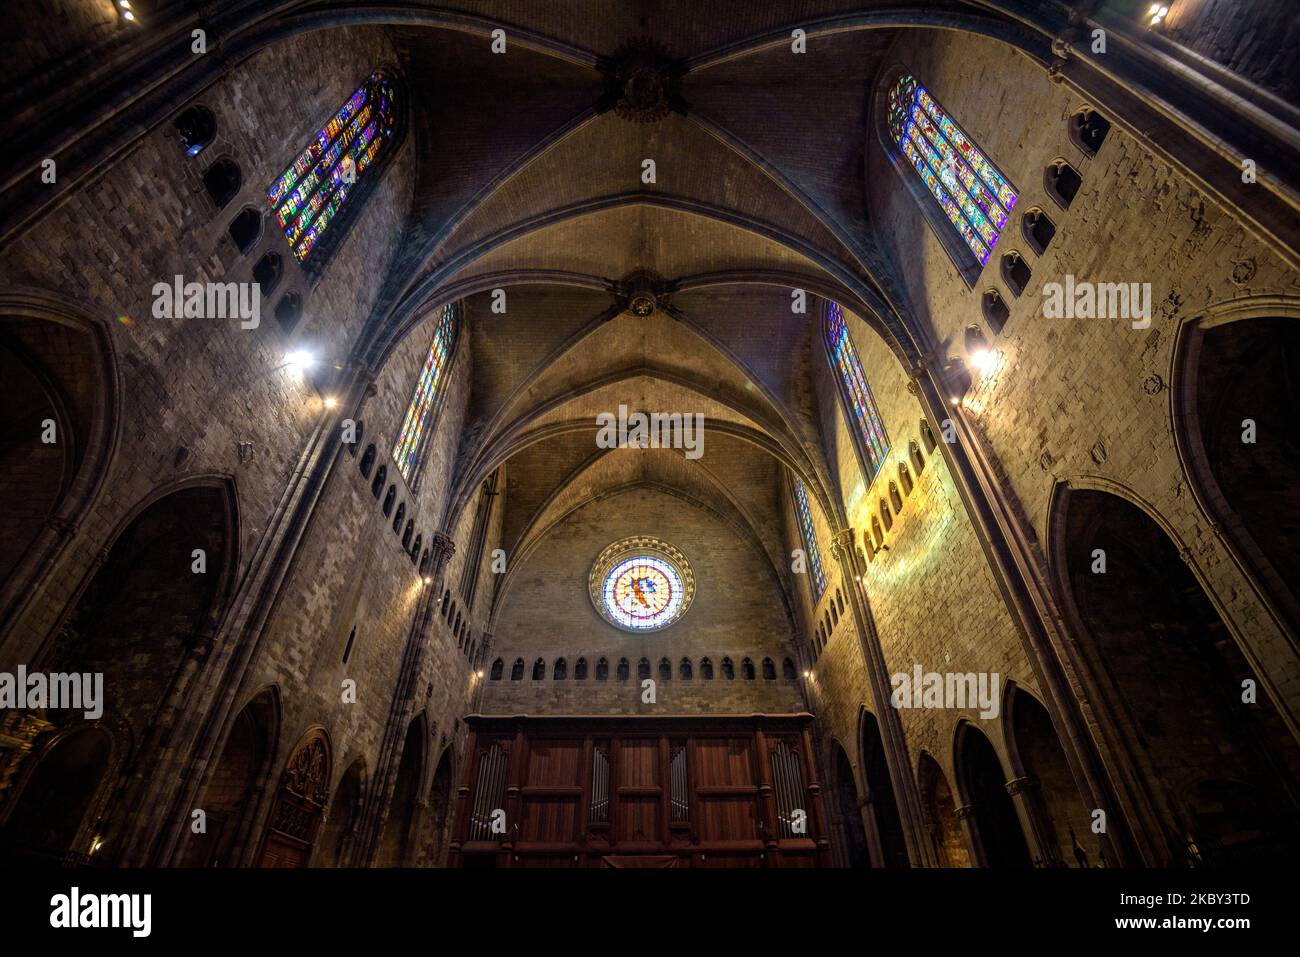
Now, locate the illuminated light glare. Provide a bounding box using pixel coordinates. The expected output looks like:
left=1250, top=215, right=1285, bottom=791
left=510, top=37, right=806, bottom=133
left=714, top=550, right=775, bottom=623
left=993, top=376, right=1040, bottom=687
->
left=422, top=576, right=432, bottom=585
left=476, top=670, right=484, bottom=679
left=284, top=349, right=316, bottom=372
left=969, top=348, right=997, bottom=372
left=123, top=9, right=135, bottom=19
left=803, top=670, right=811, bottom=679
left=323, top=396, right=338, bottom=409
left=120, top=0, right=131, bottom=7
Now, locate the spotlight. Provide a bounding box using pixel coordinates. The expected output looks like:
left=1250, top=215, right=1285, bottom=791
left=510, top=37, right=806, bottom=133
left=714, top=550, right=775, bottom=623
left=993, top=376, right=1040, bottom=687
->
left=423, top=576, right=432, bottom=585
left=803, top=670, right=811, bottom=679
left=284, top=350, right=316, bottom=373
left=323, top=396, right=338, bottom=409
left=969, top=347, right=997, bottom=372
left=476, top=670, right=484, bottom=679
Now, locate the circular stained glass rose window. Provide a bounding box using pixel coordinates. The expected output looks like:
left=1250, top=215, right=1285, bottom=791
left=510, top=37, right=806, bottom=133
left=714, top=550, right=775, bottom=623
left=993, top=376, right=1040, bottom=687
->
left=589, top=537, right=695, bottom=632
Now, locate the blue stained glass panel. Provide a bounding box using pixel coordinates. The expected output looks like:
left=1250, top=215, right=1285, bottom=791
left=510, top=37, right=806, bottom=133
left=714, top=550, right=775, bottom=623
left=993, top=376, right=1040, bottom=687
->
left=392, top=302, right=459, bottom=482
left=792, top=478, right=827, bottom=599
left=886, top=73, right=1017, bottom=267
left=825, top=301, right=891, bottom=482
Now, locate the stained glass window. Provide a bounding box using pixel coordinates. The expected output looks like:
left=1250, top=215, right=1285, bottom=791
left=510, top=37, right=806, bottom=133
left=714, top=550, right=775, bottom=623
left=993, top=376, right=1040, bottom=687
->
left=792, top=478, right=827, bottom=599
left=267, top=69, right=400, bottom=266
left=886, top=73, right=1017, bottom=267
left=825, top=301, right=890, bottom=482
left=392, top=302, right=460, bottom=483
left=602, top=556, right=685, bottom=631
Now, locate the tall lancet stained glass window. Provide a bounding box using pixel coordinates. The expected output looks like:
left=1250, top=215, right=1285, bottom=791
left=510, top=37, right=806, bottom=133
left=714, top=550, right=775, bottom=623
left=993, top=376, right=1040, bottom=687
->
left=792, top=478, right=827, bottom=599
left=825, top=302, right=890, bottom=483
left=267, top=69, right=400, bottom=266
left=887, top=73, right=1017, bottom=267
left=392, top=303, right=460, bottom=483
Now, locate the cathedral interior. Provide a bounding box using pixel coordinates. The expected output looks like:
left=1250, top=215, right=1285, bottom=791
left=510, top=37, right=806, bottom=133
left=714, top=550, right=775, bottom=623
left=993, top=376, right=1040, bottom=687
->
left=1, top=0, right=1298, bottom=877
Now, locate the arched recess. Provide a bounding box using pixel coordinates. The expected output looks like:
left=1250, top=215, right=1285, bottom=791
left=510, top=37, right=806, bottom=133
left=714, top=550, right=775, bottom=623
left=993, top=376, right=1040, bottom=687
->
left=376, top=716, right=427, bottom=867
left=1173, top=300, right=1300, bottom=638
left=422, top=747, right=456, bottom=867
left=0, top=292, right=119, bottom=640
left=314, top=757, right=366, bottom=868
left=257, top=727, right=332, bottom=868
left=0, top=722, right=121, bottom=866
left=830, top=741, right=869, bottom=868
left=916, top=751, right=971, bottom=867
left=859, top=709, right=909, bottom=868
left=177, top=687, right=278, bottom=867
left=1049, top=484, right=1300, bottom=866
left=1003, top=682, right=1097, bottom=867
left=954, top=721, right=1032, bottom=868
left=10, top=478, right=240, bottom=861
left=41, top=481, right=237, bottom=730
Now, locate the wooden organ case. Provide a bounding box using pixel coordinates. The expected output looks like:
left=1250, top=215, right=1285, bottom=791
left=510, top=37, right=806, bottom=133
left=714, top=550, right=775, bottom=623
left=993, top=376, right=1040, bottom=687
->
left=449, top=714, right=831, bottom=868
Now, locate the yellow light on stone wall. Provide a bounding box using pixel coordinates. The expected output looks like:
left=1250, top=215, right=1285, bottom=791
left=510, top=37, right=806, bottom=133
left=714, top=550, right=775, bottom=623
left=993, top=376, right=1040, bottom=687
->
left=969, top=348, right=996, bottom=373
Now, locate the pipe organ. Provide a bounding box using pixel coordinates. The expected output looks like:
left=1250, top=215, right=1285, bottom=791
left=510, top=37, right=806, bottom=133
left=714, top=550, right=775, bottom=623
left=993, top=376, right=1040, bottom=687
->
left=450, top=714, right=830, bottom=868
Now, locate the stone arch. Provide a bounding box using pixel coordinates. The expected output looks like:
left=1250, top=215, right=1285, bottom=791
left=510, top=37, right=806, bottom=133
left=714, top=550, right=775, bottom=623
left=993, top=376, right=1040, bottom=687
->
left=422, top=747, right=457, bottom=867
left=376, top=716, right=426, bottom=867
left=314, top=756, right=366, bottom=868
left=177, top=685, right=278, bottom=867
left=27, top=479, right=239, bottom=850
left=1172, top=298, right=1300, bottom=638
left=1047, top=482, right=1300, bottom=866
left=0, top=722, right=121, bottom=865
left=1002, top=681, right=1096, bottom=867
left=858, top=708, right=908, bottom=868
left=0, top=292, right=120, bottom=640
left=830, top=740, right=868, bottom=868
left=953, top=721, right=1031, bottom=868
left=917, top=750, right=971, bottom=868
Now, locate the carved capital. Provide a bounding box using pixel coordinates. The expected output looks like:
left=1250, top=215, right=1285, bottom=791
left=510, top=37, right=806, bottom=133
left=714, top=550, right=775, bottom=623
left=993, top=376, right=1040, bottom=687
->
left=1005, top=776, right=1035, bottom=796
left=429, top=532, right=456, bottom=575
left=829, top=528, right=856, bottom=564
left=955, top=804, right=976, bottom=821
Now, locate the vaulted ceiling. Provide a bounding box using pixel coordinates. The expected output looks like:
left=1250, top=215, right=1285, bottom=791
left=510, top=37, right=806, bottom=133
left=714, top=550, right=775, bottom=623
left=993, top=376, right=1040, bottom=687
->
left=364, top=12, right=916, bottom=625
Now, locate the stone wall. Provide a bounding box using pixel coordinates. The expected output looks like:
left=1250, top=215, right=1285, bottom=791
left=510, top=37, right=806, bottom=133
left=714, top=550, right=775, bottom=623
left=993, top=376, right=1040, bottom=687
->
left=482, top=486, right=806, bottom=715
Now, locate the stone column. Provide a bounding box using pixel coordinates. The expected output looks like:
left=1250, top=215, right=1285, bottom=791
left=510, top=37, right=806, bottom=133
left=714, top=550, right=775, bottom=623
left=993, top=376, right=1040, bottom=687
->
left=830, top=527, right=937, bottom=867
left=908, top=365, right=1143, bottom=866
left=1006, top=775, right=1060, bottom=867
left=357, top=532, right=455, bottom=864
left=955, top=803, right=984, bottom=867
